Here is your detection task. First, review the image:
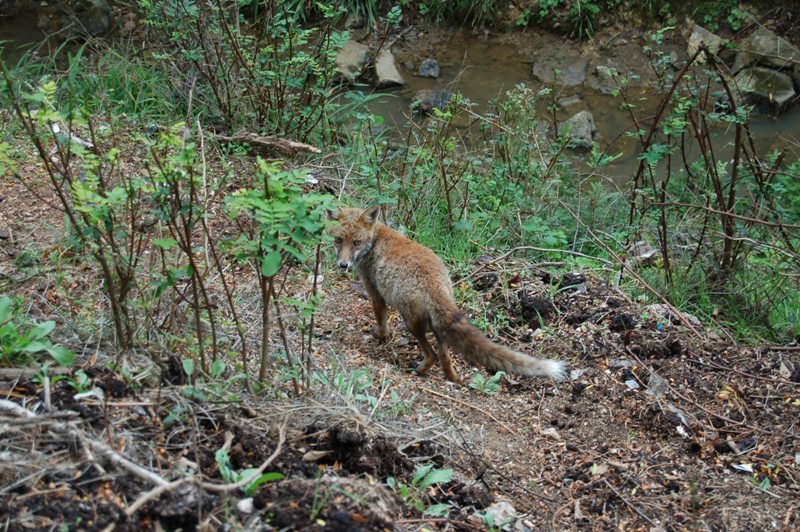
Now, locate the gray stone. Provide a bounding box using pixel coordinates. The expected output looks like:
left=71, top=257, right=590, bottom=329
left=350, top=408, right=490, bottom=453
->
left=733, top=27, right=800, bottom=73
left=73, top=0, right=111, bottom=36
left=374, top=49, right=405, bottom=87
left=734, top=67, right=796, bottom=115
left=483, top=500, right=517, bottom=529
left=411, top=90, right=453, bottom=114
left=418, top=58, right=440, bottom=78
left=335, top=40, right=370, bottom=82
left=587, top=63, right=621, bottom=95
left=559, top=110, right=597, bottom=151
left=532, top=56, right=588, bottom=86
left=344, top=12, right=364, bottom=29
left=687, top=24, right=723, bottom=63
left=557, top=94, right=582, bottom=108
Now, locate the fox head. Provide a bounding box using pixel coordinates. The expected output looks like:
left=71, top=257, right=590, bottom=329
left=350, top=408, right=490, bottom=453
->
left=328, top=205, right=381, bottom=270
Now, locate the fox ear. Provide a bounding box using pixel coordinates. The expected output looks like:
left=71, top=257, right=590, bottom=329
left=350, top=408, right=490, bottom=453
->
left=326, top=208, right=342, bottom=221
left=361, top=205, right=381, bottom=225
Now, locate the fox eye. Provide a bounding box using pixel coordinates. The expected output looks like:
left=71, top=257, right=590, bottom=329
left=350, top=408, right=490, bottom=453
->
left=353, top=240, right=362, bottom=246
left=334, top=237, right=342, bottom=244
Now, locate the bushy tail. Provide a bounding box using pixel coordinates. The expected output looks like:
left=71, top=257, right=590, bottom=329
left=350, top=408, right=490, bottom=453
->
left=436, top=304, right=567, bottom=380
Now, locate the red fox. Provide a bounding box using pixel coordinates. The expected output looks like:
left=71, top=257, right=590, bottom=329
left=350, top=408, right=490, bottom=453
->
left=329, top=205, right=567, bottom=383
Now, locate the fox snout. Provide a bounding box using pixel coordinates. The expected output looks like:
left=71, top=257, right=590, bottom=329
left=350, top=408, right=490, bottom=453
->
left=338, top=257, right=353, bottom=270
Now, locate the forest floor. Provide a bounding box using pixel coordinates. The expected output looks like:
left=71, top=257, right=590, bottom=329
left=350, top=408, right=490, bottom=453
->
left=1, top=109, right=799, bottom=531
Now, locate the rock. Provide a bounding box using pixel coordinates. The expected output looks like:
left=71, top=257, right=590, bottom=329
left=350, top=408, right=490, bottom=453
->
left=587, top=64, right=622, bottom=95
left=532, top=56, right=588, bottom=86
left=557, top=94, right=582, bottom=108
left=687, top=24, right=723, bottom=63
left=645, top=372, right=668, bottom=399
left=237, top=498, right=254, bottom=514
left=344, top=12, right=364, bottom=29
left=483, top=500, right=517, bottom=529
left=733, top=27, right=800, bottom=73
left=335, top=40, right=370, bottom=82
left=559, top=110, right=597, bottom=150
left=374, top=49, right=405, bottom=87
left=627, top=240, right=658, bottom=267
left=0, top=229, right=10, bottom=240
left=645, top=304, right=702, bottom=329
left=411, top=90, right=453, bottom=114
left=73, top=0, right=111, bottom=35
left=734, top=67, right=796, bottom=115
left=417, top=58, right=440, bottom=78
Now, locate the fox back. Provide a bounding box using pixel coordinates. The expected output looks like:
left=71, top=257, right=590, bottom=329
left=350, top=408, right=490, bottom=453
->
left=329, top=206, right=566, bottom=382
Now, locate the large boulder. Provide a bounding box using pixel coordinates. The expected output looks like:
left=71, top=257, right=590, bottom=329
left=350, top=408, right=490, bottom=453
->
left=559, top=110, right=597, bottom=151
left=335, top=40, right=370, bottom=82
left=734, top=67, right=796, bottom=115
left=72, top=0, right=111, bottom=35
left=732, top=27, right=800, bottom=73
left=411, top=90, right=453, bottom=114
left=533, top=56, right=588, bottom=86
left=417, top=58, right=440, bottom=78
left=374, top=49, right=405, bottom=87
left=687, top=24, right=723, bottom=63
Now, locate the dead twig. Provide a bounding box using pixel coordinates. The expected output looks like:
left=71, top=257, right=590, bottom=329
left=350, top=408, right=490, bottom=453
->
left=603, top=478, right=657, bottom=526
left=0, top=399, right=169, bottom=487
left=214, top=132, right=321, bottom=157
left=422, top=387, right=518, bottom=435
left=125, top=417, right=288, bottom=516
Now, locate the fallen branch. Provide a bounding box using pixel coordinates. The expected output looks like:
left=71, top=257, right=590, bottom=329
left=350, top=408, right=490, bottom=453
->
left=126, top=417, right=288, bottom=515
left=558, top=200, right=703, bottom=338
left=422, top=387, right=518, bottom=435
left=214, top=132, right=321, bottom=157
left=0, top=399, right=169, bottom=487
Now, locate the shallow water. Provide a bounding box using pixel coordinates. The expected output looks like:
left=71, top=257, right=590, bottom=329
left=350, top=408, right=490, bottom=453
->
left=366, top=30, right=800, bottom=184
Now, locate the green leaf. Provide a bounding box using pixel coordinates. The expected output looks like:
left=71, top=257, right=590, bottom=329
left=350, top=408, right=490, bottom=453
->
left=210, top=359, right=225, bottom=379
left=45, top=345, right=75, bottom=366
left=153, top=238, right=178, bottom=250
left=423, top=503, right=452, bottom=517
left=28, top=321, right=56, bottom=341
left=182, top=358, right=195, bottom=377
left=244, top=471, right=285, bottom=496
left=261, top=250, right=282, bottom=277
left=20, top=340, right=52, bottom=354
left=420, top=468, right=453, bottom=489
left=0, top=296, right=10, bottom=323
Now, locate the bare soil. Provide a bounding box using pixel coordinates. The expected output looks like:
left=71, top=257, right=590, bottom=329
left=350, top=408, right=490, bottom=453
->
left=1, top=126, right=799, bottom=531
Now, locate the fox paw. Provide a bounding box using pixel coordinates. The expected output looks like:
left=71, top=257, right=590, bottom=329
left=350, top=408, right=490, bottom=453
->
left=371, top=326, right=389, bottom=342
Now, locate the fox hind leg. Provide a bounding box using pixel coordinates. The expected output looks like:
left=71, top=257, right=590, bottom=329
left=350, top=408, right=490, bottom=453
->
left=407, top=321, right=438, bottom=376
left=433, top=331, right=461, bottom=383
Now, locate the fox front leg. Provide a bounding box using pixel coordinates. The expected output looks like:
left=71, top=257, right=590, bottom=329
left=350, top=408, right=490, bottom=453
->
left=363, top=280, right=389, bottom=341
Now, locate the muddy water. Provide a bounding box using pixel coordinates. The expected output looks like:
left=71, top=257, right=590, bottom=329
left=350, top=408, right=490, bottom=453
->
left=0, top=12, right=48, bottom=63
left=369, top=30, right=800, bottom=185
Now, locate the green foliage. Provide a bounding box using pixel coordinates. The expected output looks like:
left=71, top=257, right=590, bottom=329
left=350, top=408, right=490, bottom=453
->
left=224, top=158, right=332, bottom=276
left=469, top=371, right=505, bottom=395
left=141, top=0, right=347, bottom=139
left=415, top=0, right=499, bottom=26
left=386, top=463, right=453, bottom=516
left=215, top=447, right=284, bottom=495
left=0, top=296, right=75, bottom=367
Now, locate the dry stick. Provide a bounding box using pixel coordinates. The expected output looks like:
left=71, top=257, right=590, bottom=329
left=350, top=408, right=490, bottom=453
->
left=0, top=399, right=169, bottom=487
left=126, top=417, right=288, bottom=516
left=462, top=245, right=613, bottom=283
left=603, top=479, right=657, bottom=526
left=557, top=200, right=703, bottom=338
left=421, top=387, right=517, bottom=435
left=623, top=348, right=789, bottom=437
left=214, top=132, right=320, bottom=157
left=689, top=357, right=799, bottom=387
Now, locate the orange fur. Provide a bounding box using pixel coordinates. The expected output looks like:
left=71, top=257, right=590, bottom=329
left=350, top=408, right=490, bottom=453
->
left=330, top=206, right=567, bottom=383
